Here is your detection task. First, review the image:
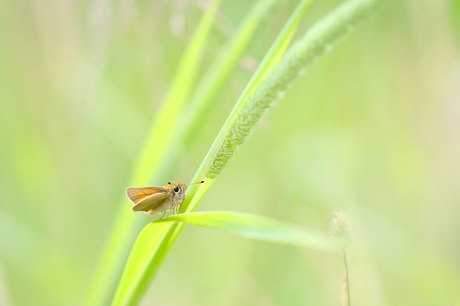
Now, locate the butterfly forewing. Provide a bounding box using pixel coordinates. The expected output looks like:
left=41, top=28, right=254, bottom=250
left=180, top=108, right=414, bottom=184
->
left=131, top=192, right=170, bottom=213
left=125, top=187, right=165, bottom=205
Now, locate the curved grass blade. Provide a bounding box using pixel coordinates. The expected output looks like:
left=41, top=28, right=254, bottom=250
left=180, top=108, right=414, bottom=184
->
left=112, top=211, right=337, bottom=306
left=111, top=222, right=173, bottom=306
left=159, top=211, right=337, bottom=251
left=86, top=1, right=222, bottom=305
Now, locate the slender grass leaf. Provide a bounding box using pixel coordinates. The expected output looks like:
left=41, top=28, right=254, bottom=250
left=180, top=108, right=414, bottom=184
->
left=131, top=0, right=222, bottom=187
left=112, top=211, right=337, bottom=306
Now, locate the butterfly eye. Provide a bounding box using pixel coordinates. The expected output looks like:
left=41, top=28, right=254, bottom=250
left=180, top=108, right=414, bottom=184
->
left=174, top=186, right=179, bottom=192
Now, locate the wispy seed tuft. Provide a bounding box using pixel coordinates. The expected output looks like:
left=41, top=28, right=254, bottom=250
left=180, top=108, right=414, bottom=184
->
left=329, top=209, right=354, bottom=249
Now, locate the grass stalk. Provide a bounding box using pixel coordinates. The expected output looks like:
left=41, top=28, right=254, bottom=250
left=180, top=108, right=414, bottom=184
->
left=329, top=210, right=354, bottom=306
left=343, top=248, right=351, bottom=306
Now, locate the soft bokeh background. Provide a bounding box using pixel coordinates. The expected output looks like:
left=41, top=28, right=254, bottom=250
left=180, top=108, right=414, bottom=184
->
left=1, top=0, right=460, bottom=305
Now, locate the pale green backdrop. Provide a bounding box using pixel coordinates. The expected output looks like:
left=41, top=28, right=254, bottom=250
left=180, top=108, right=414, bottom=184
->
left=0, top=0, right=459, bottom=305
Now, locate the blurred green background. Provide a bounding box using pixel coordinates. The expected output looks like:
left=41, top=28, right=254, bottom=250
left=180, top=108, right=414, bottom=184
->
left=1, top=0, right=460, bottom=305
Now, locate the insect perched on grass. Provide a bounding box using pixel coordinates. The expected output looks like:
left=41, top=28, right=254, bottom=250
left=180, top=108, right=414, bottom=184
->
left=125, top=181, right=204, bottom=219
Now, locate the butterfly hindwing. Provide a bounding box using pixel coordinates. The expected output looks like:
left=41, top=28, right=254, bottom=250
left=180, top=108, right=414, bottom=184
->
left=130, top=191, right=170, bottom=213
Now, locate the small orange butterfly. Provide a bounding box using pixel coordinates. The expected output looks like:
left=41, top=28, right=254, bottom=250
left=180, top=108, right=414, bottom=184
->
left=125, top=181, right=204, bottom=219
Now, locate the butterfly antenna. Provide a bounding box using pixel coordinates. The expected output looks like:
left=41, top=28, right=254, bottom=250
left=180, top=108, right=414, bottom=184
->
left=186, top=180, right=204, bottom=186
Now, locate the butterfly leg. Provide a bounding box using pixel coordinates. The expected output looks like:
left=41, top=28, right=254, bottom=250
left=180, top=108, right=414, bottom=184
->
left=159, top=208, right=167, bottom=219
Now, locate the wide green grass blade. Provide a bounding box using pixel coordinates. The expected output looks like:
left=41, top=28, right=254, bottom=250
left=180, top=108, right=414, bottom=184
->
left=112, top=211, right=337, bottom=306
left=111, top=222, right=173, bottom=306
left=158, top=211, right=337, bottom=251
left=86, top=1, right=222, bottom=305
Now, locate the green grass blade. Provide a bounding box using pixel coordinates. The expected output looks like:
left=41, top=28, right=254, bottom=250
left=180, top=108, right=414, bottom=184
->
left=86, top=1, right=222, bottom=305
left=111, top=222, right=173, bottom=306
left=112, top=211, right=337, bottom=306
left=247, top=0, right=316, bottom=95
left=159, top=211, right=337, bottom=251
left=185, top=0, right=318, bottom=214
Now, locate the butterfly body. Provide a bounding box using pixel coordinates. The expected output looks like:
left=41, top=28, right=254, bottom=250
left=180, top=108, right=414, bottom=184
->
left=125, top=181, right=203, bottom=218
